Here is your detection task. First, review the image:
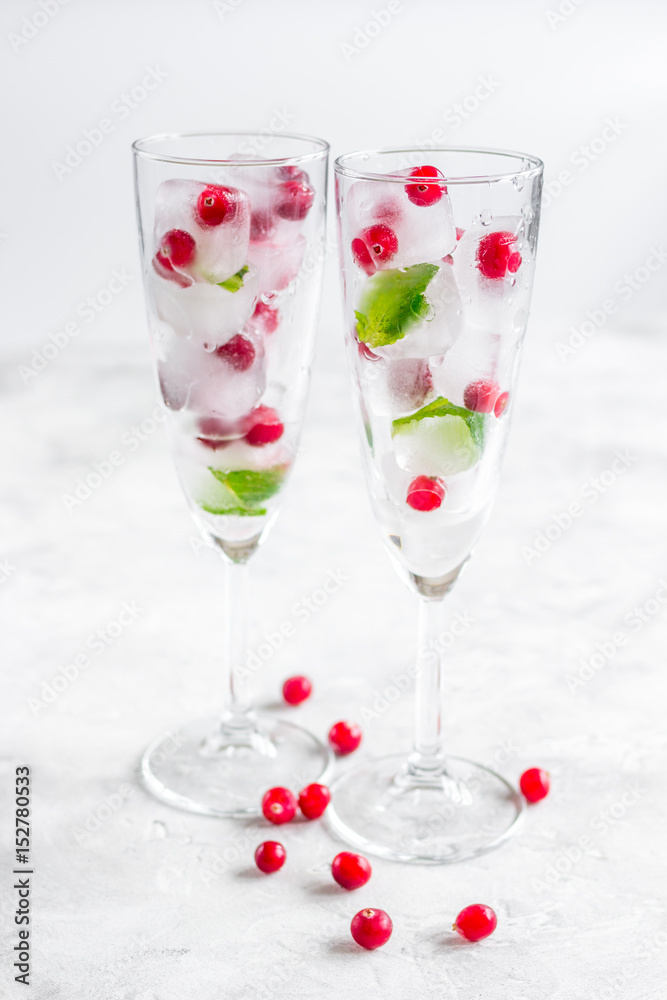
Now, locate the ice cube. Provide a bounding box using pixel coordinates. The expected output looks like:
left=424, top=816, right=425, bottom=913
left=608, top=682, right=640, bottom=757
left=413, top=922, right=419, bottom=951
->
left=452, top=215, right=533, bottom=333
left=247, top=236, right=305, bottom=297
left=151, top=265, right=258, bottom=347
left=346, top=178, right=457, bottom=272
left=153, top=179, right=250, bottom=284
left=373, top=265, right=464, bottom=360
left=361, top=357, right=433, bottom=417
left=392, top=411, right=481, bottom=477
left=227, top=163, right=314, bottom=246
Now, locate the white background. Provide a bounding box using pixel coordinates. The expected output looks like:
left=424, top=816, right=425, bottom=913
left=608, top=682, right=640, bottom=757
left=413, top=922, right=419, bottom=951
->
left=2, top=2, right=667, bottom=999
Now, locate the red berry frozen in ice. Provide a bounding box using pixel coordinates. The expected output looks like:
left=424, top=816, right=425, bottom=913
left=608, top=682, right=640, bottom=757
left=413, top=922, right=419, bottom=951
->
left=494, top=391, right=509, bottom=418
left=350, top=909, right=393, bottom=950
left=357, top=339, right=380, bottom=361
left=254, top=840, right=286, bottom=873
left=250, top=209, right=276, bottom=242
left=454, top=904, right=497, bottom=942
left=328, top=721, right=362, bottom=756
left=275, top=180, right=314, bottom=221
left=261, top=787, right=297, bottom=825
left=252, top=299, right=280, bottom=334
left=215, top=334, right=256, bottom=372
left=244, top=406, right=284, bottom=447
left=152, top=252, right=193, bottom=287
left=406, top=476, right=445, bottom=512
left=158, top=229, right=196, bottom=268
left=196, top=416, right=237, bottom=449
left=366, top=224, right=398, bottom=262
left=405, top=165, right=446, bottom=207
left=298, top=783, right=331, bottom=820
left=282, top=675, right=312, bottom=705
left=476, top=230, right=521, bottom=279
left=519, top=767, right=550, bottom=803
left=463, top=379, right=500, bottom=413
left=332, top=852, right=372, bottom=890
left=196, top=185, right=237, bottom=227
left=351, top=238, right=375, bottom=275
left=275, top=164, right=307, bottom=184
left=456, top=227, right=465, bottom=241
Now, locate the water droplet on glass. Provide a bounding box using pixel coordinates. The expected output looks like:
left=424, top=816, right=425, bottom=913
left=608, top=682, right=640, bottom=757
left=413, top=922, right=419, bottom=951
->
left=202, top=341, right=216, bottom=353
left=479, top=209, right=492, bottom=226
left=521, top=204, right=533, bottom=221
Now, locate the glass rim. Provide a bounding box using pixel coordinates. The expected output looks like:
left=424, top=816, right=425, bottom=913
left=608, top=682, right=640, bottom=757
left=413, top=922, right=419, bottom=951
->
left=131, top=131, right=329, bottom=167
left=334, top=145, right=544, bottom=185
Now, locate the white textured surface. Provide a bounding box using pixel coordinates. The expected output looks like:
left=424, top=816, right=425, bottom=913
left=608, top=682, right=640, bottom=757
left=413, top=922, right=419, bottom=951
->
left=2, top=315, right=667, bottom=999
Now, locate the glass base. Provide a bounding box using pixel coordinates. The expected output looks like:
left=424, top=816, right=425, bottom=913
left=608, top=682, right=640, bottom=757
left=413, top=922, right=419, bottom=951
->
left=325, top=753, right=523, bottom=864
left=140, top=714, right=333, bottom=817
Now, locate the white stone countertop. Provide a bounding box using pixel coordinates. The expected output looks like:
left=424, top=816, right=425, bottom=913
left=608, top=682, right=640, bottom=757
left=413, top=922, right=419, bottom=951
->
left=2, top=315, right=667, bottom=1000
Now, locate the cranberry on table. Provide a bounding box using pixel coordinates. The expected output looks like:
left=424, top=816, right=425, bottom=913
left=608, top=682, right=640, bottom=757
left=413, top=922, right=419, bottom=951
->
left=405, top=164, right=447, bottom=207
left=328, top=721, right=362, bottom=756
left=254, top=840, right=286, bottom=873
left=282, top=675, right=312, bottom=706
left=297, top=783, right=331, bottom=820
left=261, top=787, right=297, bottom=825
left=406, top=475, right=445, bottom=512
left=331, top=851, right=372, bottom=890
left=519, top=767, right=550, bottom=803
left=350, top=908, right=393, bottom=950
left=453, top=903, right=497, bottom=942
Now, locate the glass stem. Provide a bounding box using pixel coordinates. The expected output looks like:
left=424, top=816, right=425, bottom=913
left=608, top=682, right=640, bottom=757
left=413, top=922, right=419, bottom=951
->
left=221, top=558, right=254, bottom=732
left=409, top=597, right=446, bottom=778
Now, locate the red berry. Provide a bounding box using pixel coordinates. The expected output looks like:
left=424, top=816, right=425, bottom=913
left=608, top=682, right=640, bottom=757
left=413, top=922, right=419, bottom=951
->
left=519, top=767, right=550, bottom=803
left=476, top=230, right=521, bottom=279
left=454, top=904, right=497, bottom=942
left=406, top=475, right=445, bottom=512
left=252, top=299, right=280, bottom=334
left=254, top=840, right=286, bottom=873
left=365, top=224, right=399, bottom=263
left=351, top=238, right=375, bottom=275
left=494, top=391, right=509, bottom=418
left=328, top=721, right=362, bottom=756
left=357, top=339, right=380, bottom=361
left=331, top=852, right=372, bottom=890
left=456, top=227, right=465, bottom=241
left=158, top=229, right=196, bottom=268
left=261, top=787, right=297, bottom=825
left=275, top=164, right=307, bottom=184
left=275, top=180, right=314, bottom=221
left=197, top=436, right=232, bottom=451
left=350, top=908, right=393, bottom=950
left=152, top=251, right=192, bottom=287
left=215, top=334, right=256, bottom=372
left=282, top=675, right=312, bottom=705
left=298, top=783, right=331, bottom=820
left=405, top=165, right=446, bottom=207
left=250, top=209, right=275, bottom=242
left=463, top=379, right=499, bottom=413
left=196, top=185, right=236, bottom=227
left=244, top=406, right=284, bottom=447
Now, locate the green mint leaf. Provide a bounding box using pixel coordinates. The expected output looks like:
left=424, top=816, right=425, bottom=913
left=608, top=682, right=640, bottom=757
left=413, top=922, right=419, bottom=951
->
left=393, top=396, right=485, bottom=447
left=200, top=503, right=267, bottom=517
left=209, top=466, right=286, bottom=506
left=355, top=263, right=439, bottom=348
left=217, top=265, right=249, bottom=293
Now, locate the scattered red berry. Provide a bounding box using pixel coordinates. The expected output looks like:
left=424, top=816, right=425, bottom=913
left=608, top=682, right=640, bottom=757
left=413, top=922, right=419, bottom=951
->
left=351, top=237, right=375, bottom=275
left=298, top=783, right=331, bottom=820
left=282, top=675, right=312, bottom=706
left=261, top=787, right=297, bottom=825
left=350, top=908, right=393, bottom=950
left=405, top=165, right=446, bottom=207
left=519, top=767, right=550, bottom=803
left=244, top=406, right=284, bottom=447
left=406, top=475, right=445, bottom=512
left=454, top=904, right=497, bottom=942
left=158, top=229, right=196, bottom=268
left=463, top=379, right=500, bottom=413
left=215, top=334, right=256, bottom=372
left=252, top=299, right=280, bottom=334
left=476, top=230, right=522, bottom=279
left=494, top=391, right=509, bottom=418
left=254, top=840, right=286, bottom=873
left=196, top=185, right=237, bottom=227
left=328, top=721, right=362, bottom=756
left=275, top=180, right=314, bottom=221
left=331, top=852, right=372, bottom=890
